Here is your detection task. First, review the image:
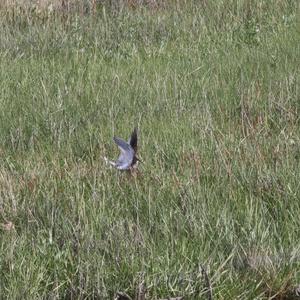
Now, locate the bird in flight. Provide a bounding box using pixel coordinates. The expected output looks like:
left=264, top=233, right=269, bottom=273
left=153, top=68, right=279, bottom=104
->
left=105, top=128, right=140, bottom=170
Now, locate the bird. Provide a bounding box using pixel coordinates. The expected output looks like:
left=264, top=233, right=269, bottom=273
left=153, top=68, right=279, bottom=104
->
left=104, top=128, right=140, bottom=170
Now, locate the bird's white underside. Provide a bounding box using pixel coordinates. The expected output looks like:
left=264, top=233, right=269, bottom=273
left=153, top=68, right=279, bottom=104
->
left=103, top=156, right=138, bottom=170
left=103, top=156, right=134, bottom=170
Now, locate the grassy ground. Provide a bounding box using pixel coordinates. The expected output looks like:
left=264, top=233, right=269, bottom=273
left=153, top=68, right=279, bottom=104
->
left=0, top=1, right=299, bottom=299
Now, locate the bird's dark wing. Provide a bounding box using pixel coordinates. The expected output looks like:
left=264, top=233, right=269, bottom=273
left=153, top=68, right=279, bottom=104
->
left=129, top=128, right=138, bottom=153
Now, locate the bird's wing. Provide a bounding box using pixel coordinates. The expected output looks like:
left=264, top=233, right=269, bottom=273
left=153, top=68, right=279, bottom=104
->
left=128, top=128, right=138, bottom=153
left=113, top=137, right=134, bottom=169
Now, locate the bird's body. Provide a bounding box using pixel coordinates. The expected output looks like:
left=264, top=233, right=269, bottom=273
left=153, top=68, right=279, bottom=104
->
left=105, top=128, right=140, bottom=171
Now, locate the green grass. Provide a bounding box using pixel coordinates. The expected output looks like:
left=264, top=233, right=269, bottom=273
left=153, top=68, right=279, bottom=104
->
left=0, top=1, right=300, bottom=299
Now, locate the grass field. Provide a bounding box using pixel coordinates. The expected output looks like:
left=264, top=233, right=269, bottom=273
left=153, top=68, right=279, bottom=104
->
left=0, top=1, right=299, bottom=299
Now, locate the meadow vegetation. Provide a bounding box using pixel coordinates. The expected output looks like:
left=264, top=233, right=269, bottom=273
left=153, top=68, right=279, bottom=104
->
left=0, top=0, right=299, bottom=298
